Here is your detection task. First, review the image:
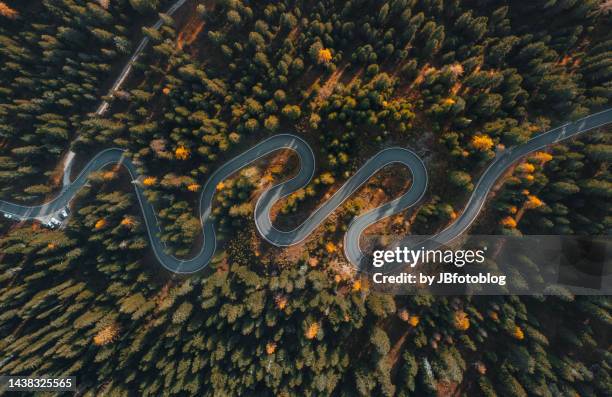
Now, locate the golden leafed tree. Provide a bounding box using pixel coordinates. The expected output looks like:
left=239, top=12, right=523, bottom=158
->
left=453, top=311, right=470, bottom=330
left=93, top=324, right=119, bottom=346
left=317, top=48, right=332, bottom=63
left=305, top=322, right=319, bottom=339
left=471, top=134, right=494, bottom=151
left=175, top=146, right=190, bottom=160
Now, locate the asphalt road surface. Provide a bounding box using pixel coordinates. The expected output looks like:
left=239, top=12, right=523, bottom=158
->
left=1, top=109, right=610, bottom=273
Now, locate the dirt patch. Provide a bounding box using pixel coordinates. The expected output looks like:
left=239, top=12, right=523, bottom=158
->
left=48, top=150, right=70, bottom=189
left=286, top=26, right=301, bottom=42
left=316, top=64, right=348, bottom=101
left=273, top=241, right=306, bottom=264
left=386, top=328, right=410, bottom=368
left=177, top=14, right=205, bottom=51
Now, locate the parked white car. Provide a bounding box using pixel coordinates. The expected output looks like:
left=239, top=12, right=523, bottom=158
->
left=59, top=207, right=70, bottom=219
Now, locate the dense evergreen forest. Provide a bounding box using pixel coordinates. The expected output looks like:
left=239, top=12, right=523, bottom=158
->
left=0, top=0, right=611, bottom=395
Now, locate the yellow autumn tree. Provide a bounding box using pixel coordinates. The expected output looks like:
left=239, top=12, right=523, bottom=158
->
left=305, top=323, right=319, bottom=339
left=317, top=48, right=332, bottom=63
left=187, top=183, right=200, bottom=192
left=352, top=280, right=362, bottom=292
left=471, top=134, right=494, bottom=151
left=0, top=2, right=18, bottom=19
left=454, top=311, right=470, bottom=330
left=442, top=97, right=456, bottom=106
left=408, top=315, right=420, bottom=327
left=143, top=177, right=157, bottom=186
left=93, top=324, right=119, bottom=346
left=175, top=146, right=190, bottom=160
left=532, top=151, right=553, bottom=164
left=320, top=172, right=335, bottom=185
left=517, top=163, right=535, bottom=173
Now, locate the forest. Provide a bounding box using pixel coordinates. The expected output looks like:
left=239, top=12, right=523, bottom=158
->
left=0, top=0, right=611, bottom=395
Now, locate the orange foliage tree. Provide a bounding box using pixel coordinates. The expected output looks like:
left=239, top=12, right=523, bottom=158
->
left=0, top=2, right=18, bottom=19
left=265, top=342, right=276, bottom=355
left=175, top=146, right=190, bottom=160
left=525, top=195, right=544, bottom=209
left=94, top=219, right=106, bottom=230
left=102, top=171, right=116, bottom=180
left=120, top=217, right=135, bottom=227
left=274, top=295, right=287, bottom=310
left=317, top=48, right=332, bottom=63
left=143, top=177, right=157, bottom=186
left=501, top=216, right=517, bottom=228
left=305, top=323, right=319, bottom=339
left=513, top=326, right=524, bottom=340
left=454, top=311, right=470, bottom=330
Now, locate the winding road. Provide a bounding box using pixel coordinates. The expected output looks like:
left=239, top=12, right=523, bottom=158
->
left=1, top=0, right=610, bottom=273
left=1, top=109, right=611, bottom=273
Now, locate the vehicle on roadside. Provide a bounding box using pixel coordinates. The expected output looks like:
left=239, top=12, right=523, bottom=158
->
left=3, top=212, right=13, bottom=220
left=59, top=207, right=70, bottom=219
